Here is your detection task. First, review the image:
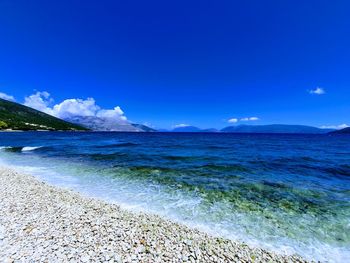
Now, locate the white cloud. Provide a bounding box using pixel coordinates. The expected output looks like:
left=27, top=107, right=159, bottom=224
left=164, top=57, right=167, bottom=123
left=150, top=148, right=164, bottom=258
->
left=309, top=87, right=325, bottom=95
left=24, top=91, right=54, bottom=115
left=173, top=124, right=190, bottom=128
left=320, top=124, right=349, bottom=130
left=240, top=117, right=259, bottom=121
left=228, top=116, right=259, bottom=124
left=96, top=106, right=127, bottom=121
left=52, top=98, right=99, bottom=119
left=24, top=91, right=128, bottom=123
left=228, top=118, right=238, bottom=123
left=0, top=92, right=15, bottom=101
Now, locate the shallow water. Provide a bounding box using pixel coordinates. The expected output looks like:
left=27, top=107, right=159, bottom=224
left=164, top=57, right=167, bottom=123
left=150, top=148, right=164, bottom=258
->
left=0, top=132, right=349, bottom=262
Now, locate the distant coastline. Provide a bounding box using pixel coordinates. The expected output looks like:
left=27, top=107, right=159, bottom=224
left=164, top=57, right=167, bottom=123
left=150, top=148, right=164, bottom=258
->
left=2, top=97, right=349, bottom=134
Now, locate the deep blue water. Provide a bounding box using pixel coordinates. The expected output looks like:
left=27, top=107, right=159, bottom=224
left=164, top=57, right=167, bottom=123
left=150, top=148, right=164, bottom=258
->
left=0, top=132, right=349, bottom=262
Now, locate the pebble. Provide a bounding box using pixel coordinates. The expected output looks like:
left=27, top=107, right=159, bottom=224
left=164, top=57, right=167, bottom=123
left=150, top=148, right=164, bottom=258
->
left=0, top=167, right=311, bottom=263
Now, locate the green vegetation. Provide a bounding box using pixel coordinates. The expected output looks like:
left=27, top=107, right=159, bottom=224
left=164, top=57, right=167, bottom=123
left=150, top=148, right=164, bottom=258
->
left=0, top=98, right=88, bottom=131
left=0, top=120, right=8, bottom=129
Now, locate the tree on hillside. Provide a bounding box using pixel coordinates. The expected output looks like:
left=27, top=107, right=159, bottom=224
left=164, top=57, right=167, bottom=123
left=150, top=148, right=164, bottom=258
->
left=0, top=120, right=8, bottom=129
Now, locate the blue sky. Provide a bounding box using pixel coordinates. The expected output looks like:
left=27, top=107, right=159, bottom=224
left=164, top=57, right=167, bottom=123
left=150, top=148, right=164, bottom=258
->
left=0, top=0, right=349, bottom=129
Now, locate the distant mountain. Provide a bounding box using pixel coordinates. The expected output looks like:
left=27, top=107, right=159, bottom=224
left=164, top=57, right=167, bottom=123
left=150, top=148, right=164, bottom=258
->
left=171, top=126, right=217, bottom=132
left=200, top=128, right=219, bottom=133
left=0, top=98, right=87, bottom=131
left=221, top=124, right=334, bottom=134
left=64, top=116, right=155, bottom=132
left=330, top=127, right=350, bottom=134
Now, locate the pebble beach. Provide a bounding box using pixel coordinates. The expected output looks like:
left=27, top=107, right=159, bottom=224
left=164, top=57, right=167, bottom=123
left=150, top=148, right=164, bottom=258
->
left=0, top=166, right=309, bottom=262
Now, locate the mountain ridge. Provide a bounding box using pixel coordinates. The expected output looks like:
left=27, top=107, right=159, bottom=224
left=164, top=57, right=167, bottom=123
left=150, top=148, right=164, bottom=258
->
left=164, top=124, right=335, bottom=134
left=329, top=127, right=350, bottom=134
left=64, top=116, right=156, bottom=132
left=221, top=124, right=334, bottom=134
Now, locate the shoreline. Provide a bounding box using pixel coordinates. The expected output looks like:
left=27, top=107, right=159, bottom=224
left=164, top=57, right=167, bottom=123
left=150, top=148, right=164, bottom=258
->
left=0, top=166, right=309, bottom=262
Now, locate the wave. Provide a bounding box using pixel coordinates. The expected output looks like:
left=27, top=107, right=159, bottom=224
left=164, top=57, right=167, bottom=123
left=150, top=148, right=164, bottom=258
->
left=0, top=146, right=12, bottom=150
left=0, top=146, right=23, bottom=152
left=0, top=146, right=43, bottom=152
left=22, top=146, right=43, bottom=152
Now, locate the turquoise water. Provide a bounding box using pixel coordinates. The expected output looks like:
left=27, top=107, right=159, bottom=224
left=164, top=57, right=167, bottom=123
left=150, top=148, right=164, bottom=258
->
left=0, top=132, right=349, bottom=262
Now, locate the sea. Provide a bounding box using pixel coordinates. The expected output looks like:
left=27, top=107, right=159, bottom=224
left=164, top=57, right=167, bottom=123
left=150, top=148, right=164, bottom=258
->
left=0, top=132, right=349, bottom=262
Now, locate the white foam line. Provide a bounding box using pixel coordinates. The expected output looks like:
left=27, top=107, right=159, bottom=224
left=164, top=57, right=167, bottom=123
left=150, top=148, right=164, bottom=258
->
left=22, top=146, right=42, bottom=152
left=0, top=155, right=348, bottom=262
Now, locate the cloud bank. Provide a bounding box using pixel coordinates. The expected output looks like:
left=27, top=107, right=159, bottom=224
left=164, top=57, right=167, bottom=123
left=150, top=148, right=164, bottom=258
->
left=309, top=87, right=325, bottom=95
left=240, top=117, right=259, bottom=121
left=0, top=92, right=15, bottom=102
left=24, top=91, right=128, bottom=122
left=173, top=124, right=190, bottom=128
left=228, top=116, right=259, bottom=123
left=228, top=118, right=238, bottom=123
left=320, top=124, right=349, bottom=130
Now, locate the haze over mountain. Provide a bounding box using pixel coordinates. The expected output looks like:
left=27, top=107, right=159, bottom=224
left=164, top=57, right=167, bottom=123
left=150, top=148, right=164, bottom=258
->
left=131, top=123, right=157, bottom=132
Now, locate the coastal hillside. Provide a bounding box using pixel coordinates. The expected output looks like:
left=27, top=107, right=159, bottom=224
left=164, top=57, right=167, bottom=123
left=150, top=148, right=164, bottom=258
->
left=221, top=124, right=334, bottom=134
left=0, top=98, right=87, bottom=131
